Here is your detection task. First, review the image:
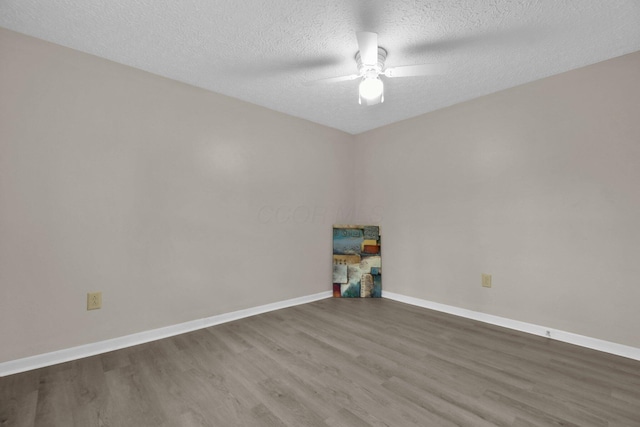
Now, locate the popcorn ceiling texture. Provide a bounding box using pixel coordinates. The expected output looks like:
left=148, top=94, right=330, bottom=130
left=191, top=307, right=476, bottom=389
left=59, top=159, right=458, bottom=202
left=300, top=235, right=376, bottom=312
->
left=1, top=0, right=639, bottom=134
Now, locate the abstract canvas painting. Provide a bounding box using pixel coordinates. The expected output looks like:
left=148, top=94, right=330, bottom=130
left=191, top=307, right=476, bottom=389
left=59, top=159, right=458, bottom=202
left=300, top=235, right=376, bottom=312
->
left=333, top=225, right=381, bottom=298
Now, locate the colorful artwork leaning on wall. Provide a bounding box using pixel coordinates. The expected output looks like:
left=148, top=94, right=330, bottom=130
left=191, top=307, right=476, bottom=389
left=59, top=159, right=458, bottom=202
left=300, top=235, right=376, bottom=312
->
left=332, top=225, right=381, bottom=298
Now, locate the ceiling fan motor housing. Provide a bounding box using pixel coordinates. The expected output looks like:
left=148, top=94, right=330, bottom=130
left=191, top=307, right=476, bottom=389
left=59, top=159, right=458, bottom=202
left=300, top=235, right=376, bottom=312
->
left=356, top=47, right=387, bottom=75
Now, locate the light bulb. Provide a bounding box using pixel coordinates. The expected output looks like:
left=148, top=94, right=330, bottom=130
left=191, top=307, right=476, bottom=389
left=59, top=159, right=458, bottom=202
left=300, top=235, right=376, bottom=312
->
left=359, top=77, right=384, bottom=100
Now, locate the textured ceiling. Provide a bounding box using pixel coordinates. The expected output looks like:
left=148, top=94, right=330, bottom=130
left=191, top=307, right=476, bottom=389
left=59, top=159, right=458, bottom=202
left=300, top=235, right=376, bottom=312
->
left=1, top=1, right=640, bottom=134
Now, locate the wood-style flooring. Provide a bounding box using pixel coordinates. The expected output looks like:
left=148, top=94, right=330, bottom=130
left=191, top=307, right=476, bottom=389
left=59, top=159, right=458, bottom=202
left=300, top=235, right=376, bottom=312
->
left=1, top=298, right=639, bottom=426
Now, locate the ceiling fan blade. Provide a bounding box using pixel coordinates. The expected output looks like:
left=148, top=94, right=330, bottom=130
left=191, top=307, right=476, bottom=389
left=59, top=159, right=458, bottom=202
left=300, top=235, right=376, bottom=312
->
left=356, top=31, right=378, bottom=65
left=383, top=63, right=447, bottom=78
left=304, top=74, right=360, bottom=86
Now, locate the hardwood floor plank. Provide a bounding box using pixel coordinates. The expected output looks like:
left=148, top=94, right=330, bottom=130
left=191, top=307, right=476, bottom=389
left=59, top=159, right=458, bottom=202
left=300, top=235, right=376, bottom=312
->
left=0, top=370, right=38, bottom=427
left=33, top=367, right=78, bottom=427
left=2, top=298, right=640, bottom=426
left=325, top=408, right=377, bottom=427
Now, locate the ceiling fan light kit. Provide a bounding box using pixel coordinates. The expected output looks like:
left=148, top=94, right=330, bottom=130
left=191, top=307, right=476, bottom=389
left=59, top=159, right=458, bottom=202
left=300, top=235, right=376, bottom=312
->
left=356, top=47, right=387, bottom=105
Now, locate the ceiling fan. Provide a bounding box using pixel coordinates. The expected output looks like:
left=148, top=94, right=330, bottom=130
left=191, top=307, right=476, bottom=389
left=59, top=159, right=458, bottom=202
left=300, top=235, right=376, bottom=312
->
left=308, top=31, right=446, bottom=106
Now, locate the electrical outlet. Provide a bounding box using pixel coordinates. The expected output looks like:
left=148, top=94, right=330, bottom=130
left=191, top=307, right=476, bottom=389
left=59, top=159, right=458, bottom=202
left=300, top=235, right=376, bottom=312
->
left=482, top=274, right=492, bottom=288
left=87, top=292, right=102, bottom=310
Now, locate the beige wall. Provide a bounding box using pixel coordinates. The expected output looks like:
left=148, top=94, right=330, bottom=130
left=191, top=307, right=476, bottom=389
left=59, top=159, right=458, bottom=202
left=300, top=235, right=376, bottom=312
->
left=0, top=28, right=353, bottom=363
left=354, top=51, right=640, bottom=348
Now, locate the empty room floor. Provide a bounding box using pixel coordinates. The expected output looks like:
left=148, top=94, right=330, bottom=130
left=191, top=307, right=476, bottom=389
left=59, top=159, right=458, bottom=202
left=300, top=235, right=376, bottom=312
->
left=1, top=298, right=639, bottom=426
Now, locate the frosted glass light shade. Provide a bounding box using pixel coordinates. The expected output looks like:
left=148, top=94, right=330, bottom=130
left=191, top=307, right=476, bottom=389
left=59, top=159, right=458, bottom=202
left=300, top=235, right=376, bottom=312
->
left=358, top=77, right=384, bottom=105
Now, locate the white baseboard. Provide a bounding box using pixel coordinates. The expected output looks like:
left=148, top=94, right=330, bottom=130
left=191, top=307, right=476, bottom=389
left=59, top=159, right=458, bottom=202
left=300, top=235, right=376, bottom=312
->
left=0, top=291, right=332, bottom=377
left=383, top=291, right=640, bottom=362
left=4, top=290, right=637, bottom=376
